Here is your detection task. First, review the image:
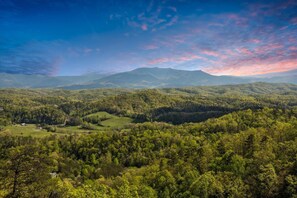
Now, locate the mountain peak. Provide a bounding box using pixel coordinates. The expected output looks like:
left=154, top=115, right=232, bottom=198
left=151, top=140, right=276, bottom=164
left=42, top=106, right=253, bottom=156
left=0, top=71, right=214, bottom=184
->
left=131, top=67, right=207, bottom=74
left=1, top=67, right=297, bottom=89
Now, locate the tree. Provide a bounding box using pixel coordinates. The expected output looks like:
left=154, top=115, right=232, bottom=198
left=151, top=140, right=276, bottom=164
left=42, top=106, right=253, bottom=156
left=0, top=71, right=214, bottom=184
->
left=0, top=145, right=56, bottom=197
left=154, top=170, right=177, bottom=198
left=190, top=172, right=224, bottom=198
left=67, top=116, right=83, bottom=126
left=243, top=134, right=255, bottom=158
left=257, top=164, right=279, bottom=197
left=284, top=175, right=297, bottom=198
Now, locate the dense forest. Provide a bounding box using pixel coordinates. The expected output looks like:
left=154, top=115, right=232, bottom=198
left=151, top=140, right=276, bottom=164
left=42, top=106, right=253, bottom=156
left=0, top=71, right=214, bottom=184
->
left=0, top=83, right=297, bottom=197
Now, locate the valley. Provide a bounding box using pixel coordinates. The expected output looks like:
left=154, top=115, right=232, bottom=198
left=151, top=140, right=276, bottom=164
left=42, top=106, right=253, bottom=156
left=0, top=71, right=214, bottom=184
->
left=0, top=83, right=297, bottom=197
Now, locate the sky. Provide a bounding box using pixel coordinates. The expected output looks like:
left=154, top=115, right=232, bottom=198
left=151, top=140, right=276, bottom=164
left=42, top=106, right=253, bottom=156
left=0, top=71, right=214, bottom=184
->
left=0, top=0, right=297, bottom=76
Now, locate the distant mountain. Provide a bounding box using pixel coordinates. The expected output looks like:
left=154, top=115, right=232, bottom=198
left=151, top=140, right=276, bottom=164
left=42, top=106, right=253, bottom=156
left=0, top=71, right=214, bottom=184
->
left=1, top=67, right=297, bottom=89
left=0, top=73, right=106, bottom=88
left=252, top=69, right=297, bottom=78
left=63, top=67, right=249, bottom=89
left=265, top=75, right=297, bottom=84
left=248, top=69, right=297, bottom=84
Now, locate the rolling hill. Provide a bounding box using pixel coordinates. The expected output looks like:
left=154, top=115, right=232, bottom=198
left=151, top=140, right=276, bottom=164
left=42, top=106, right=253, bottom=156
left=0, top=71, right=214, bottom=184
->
left=0, top=73, right=105, bottom=88
left=63, top=67, right=249, bottom=89
left=248, top=69, right=297, bottom=84
left=0, top=67, right=297, bottom=89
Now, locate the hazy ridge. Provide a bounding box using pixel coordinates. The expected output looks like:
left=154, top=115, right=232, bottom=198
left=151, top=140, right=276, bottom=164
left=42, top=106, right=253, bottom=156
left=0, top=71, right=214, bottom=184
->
left=0, top=67, right=296, bottom=89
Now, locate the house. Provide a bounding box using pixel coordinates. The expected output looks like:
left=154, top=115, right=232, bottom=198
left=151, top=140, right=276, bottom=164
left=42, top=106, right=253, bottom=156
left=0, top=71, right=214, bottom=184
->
left=50, top=172, right=57, bottom=178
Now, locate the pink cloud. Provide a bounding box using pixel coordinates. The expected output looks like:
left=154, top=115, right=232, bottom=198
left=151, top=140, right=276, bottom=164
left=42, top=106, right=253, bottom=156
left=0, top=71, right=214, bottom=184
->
left=191, top=28, right=201, bottom=33
left=149, top=57, right=170, bottom=64
left=141, top=24, right=148, bottom=31
left=128, top=5, right=178, bottom=32
left=203, top=39, right=297, bottom=76
left=237, top=47, right=253, bottom=55
left=143, top=44, right=159, bottom=50
left=250, top=39, right=261, bottom=44
left=153, top=33, right=191, bottom=48
left=289, top=46, right=297, bottom=51
left=201, top=50, right=220, bottom=57
left=205, top=59, right=297, bottom=76
left=224, top=49, right=238, bottom=56
left=280, top=26, right=289, bottom=30
left=253, top=43, right=283, bottom=54
left=173, top=34, right=188, bottom=43
left=225, top=13, right=248, bottom=26
left=148, top=53, right=205, bottom=65
left=196, top=49, right=229, bottom=60
left=178, top=54, right=203, bottom=62
left=226, top=14, right=240, bottom=20
left=164, top=16, right=178, bottom=28
left=288, top=37, right=296, bottom=43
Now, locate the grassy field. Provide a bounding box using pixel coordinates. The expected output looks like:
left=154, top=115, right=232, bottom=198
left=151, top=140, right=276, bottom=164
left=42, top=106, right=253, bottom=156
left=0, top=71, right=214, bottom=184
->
left=0, top=125, right=99, bottom=137
left=0, top=111, right=133, bottom=137
left=84, top=111, right=133, bottom=129
left=1, top=124, right=59, bottom=137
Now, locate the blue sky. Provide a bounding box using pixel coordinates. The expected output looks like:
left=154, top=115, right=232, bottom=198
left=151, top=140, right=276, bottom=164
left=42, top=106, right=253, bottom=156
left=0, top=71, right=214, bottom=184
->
left=0, top=0, right=297, bottom=76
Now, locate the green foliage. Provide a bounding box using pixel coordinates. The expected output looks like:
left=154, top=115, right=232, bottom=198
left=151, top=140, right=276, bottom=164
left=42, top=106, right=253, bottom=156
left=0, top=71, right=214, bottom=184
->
left=67, top=116, right=83, bottom=126
left=2, top=83, right=297, bottom=126
left=285, top=175, right=297, bottom=198
left=0, top=106, right=296, bottom=197
left=0, top=84, right=297, bottom=197
left=190, top=172, right=224, bottom=197
left=0, top=144, right=56, bottom=197
left=80, top=122, right=96, bottom=130
left=256, top=164, right=279, bottom=197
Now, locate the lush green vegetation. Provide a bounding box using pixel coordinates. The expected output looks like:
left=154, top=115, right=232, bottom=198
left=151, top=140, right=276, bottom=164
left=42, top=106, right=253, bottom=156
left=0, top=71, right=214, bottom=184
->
left=0, top=83, right=297, bottom=197
left=83, top=112, right=133, bottom=128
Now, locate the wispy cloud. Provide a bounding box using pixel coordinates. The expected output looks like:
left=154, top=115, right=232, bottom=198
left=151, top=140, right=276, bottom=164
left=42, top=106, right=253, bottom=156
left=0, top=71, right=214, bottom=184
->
left=0, top=53, right=61, bottom=76
left=0, top=40, right=64, bottom=75
left=141, top=24, right=148, bottom=31
left=1, top=0, right=297, bottom=76
left=148, top=53, right=205, bottom=65
left=201, top=50, right=221, bottom=57
left=127, top=0, right=178, bottom=32
left=205, top=43, right=297, bottom=75
left=140, top=0, right=297, bottom=75
left=206, top=59, right=297, bottom=76
left=143, top=44, right=159, bottom=50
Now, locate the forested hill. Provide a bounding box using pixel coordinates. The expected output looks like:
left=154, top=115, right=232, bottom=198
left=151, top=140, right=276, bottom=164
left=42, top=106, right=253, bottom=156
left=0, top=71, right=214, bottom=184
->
left=63, top=67, right=248, bottom=89
left=1, top=67, right=297, bottom=89
left=0, top=83, right=297, bottom=197
left=0, top=83, right=296, bottom=126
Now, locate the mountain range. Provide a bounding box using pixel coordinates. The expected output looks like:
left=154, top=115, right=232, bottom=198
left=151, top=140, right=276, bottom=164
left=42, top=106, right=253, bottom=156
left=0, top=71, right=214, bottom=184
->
left=0, top=73, right=105, bottom=88
left=0, top=67, right=296, bottom=89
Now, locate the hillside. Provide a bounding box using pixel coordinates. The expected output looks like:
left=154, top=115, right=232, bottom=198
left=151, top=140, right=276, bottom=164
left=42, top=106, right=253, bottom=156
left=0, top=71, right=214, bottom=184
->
left=1, top=67, right=297, bottom=89
left=63, top=67, right=249, bottom=89
left=0, top=83, right=297, bottom=197
left=1, top=82, right=296, bottom=125
left=0, top=73, right=105, bottom=88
